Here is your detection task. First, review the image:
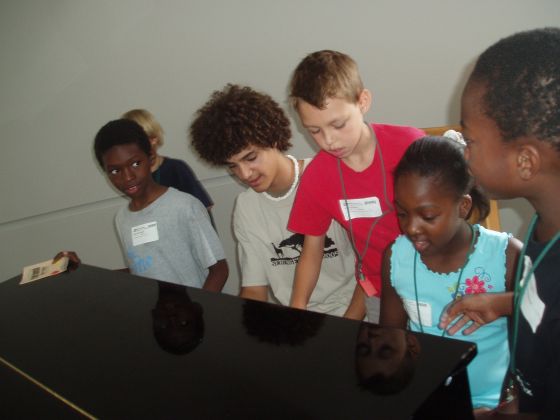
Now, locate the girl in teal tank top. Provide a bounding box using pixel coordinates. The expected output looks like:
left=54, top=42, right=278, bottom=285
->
left=380, top=136, right=521, bottom=413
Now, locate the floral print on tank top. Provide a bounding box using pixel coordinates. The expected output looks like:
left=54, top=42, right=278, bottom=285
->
left=447, top=267, right=494, bottom=299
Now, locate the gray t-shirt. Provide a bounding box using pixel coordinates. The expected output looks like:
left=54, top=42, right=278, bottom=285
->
left=115, top=187, right=225, bottom=287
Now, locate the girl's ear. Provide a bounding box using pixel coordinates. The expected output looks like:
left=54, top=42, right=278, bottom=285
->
left=406, top=333, right=421, bottom=359
left=516, top=144, right=540, bottom=181
left=459, top=194, right=473, bottom=219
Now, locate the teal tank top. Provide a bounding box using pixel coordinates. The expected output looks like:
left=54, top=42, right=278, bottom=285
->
left=390, top=225, right=509, bottom=409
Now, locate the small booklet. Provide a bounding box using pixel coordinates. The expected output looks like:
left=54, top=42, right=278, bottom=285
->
left=20, top=257, right=69, bottom=285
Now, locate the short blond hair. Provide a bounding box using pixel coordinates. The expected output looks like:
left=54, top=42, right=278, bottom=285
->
left=121, top=109, right=165, bottom=147
left=289, top=50, right=364, bottom=109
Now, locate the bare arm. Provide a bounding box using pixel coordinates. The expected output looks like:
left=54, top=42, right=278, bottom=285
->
left=473, top=408, right=538, bottom=419
left=290, top=234, right=325, bottom=310
left=343, top=284, right=366, bottom=320
left=203, top=259, right=228, bottom=292
left=439, top=236, right=521, bottom=335
left=439, top=292, right=514, bottom=335
left=504, top=235, right=523, bottom=292
left=379, top=245, right=408, bottom=329
left=240, top=285, right=269, bottom=302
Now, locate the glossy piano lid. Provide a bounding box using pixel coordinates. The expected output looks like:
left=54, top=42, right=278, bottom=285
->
left=0, top=265, right=475, bottom=419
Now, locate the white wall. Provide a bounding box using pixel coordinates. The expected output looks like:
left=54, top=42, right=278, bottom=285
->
left=1, top=0, right=559, bottom=290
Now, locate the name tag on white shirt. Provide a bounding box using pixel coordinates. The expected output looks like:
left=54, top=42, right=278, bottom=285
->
left=520, top=255, right=545, bottom=333
left=339, top=197, right=382, bottom=221
left=132, top=221, right=159, bottom=246
left=403, top=298, right=432, bottom=327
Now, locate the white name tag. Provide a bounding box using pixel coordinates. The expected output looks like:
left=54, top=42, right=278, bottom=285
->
left=132, top=221, right=159, bottom=246
left=339, top=197, right=382, bottom=221
left=520, top=255, right=545, bottom=333
left=403, top=298, right=432, bottom=327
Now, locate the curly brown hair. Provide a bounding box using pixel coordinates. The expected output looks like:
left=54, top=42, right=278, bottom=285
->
left=190, top=84, right=292, bottom=165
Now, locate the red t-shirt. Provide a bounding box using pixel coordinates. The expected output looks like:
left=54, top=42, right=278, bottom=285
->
left=288, top=124, right=425, bottom=296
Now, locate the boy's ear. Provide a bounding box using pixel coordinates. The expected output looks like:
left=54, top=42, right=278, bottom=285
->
left=358, top=89, right=372, bottom=115
left=149, top=137, right=159, bottom=149
left=516, top=145, right=540, bottom=181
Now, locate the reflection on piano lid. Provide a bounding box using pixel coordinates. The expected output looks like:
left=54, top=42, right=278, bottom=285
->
left=0, top=264, right=476, bottom=419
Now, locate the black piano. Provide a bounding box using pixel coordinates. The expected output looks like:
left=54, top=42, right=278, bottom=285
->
left=0, top=265, right=475, bottom=419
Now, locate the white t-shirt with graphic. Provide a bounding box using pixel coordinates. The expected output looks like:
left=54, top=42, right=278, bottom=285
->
left=233, top=158, right=355, bottom=316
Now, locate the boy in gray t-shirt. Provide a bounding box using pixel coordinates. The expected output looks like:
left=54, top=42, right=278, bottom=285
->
left=58, top=119, right=228, bottom=291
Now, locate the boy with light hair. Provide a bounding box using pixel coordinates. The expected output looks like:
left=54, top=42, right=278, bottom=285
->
left=288, top=50, right=424, bottom=321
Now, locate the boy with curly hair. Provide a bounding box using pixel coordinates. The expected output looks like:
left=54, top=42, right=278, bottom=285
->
left=287, top=50, right=424, bottom=321
left=190, top=84, right=356, bottom=316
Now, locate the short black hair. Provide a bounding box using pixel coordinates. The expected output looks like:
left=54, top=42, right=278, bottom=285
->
left=469, top=27, right=560, bottom=151
left=394, top=136, right=490, bottom=223
left=93, top=119, right=151, bottom=167
left=152, top=282, right=204, bottom=355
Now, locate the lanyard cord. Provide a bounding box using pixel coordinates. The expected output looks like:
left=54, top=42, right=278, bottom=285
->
left=413, top=223, right=477, bottom=336
left=510, top=213, right=560, bottom=383
left=337, top=123, right=393, bottom=279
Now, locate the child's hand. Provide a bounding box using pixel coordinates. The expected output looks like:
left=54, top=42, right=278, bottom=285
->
left=439, top=293, right=510, bottom=336
left=53, top=251, right=81, bottom=272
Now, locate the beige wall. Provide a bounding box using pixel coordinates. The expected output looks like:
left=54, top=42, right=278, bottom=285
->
left=1, top=0, right=558, bottom=290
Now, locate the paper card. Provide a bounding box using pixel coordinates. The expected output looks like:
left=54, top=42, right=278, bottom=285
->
left=403, top=298, right=433, bottom=327
left=132, top=221, right=159, bottom=246
left=520, top=255, right=545, bottom=333
left=339, top=197, right=382, bottom=221
left=20, top=257, right=69, bottom=285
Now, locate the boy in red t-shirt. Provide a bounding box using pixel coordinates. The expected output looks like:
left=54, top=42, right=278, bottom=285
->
left=287, top=50, right=424, bottom=321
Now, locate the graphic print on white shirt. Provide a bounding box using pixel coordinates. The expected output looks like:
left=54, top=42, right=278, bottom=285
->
left=269, top=233, right=340, bottom=267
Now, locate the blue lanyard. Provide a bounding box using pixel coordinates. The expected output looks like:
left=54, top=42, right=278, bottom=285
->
left=413, top=223, right=477, bottom=336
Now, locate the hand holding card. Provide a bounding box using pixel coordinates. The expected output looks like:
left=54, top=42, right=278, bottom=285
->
left=20, top=257, right=70, bottom=285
